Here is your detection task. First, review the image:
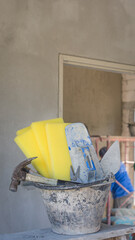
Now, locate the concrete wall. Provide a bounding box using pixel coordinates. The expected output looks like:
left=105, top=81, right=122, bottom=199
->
left=63, top=65, right=122, bottom=136
left=1, top=0, right=135, bottom=234
left=121, top=74, right=135, bottom=186
left=122, top=74, right=135, bottom=135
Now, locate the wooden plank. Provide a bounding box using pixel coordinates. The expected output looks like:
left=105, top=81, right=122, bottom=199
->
left=0, top=224, right=135, bottom=240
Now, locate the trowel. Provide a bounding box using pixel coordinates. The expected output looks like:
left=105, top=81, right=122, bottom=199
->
left=100, top=140, right=121, bottom=176
left=65, top=123, right=104, bottom=183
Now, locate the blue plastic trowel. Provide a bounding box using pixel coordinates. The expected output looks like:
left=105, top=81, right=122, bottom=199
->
left=65, top=123, right=105, bottom=183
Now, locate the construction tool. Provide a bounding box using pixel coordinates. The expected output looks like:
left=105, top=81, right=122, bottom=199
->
left=100, top=140, right=121, bottom=176
left=70, top=166, right=83, bottom=183
left=65, top=123, right=105, bottom=183
left=14, top=128, right=50, bottom=178
left=31, top=118, right=64, bottom=178
left=45, top=122, right=71, bottom=181
left=9, top=158, right=81, bottom=192
left=9, top=157, right=37, bottom=192
left=65, top=125, right=90, bottom=183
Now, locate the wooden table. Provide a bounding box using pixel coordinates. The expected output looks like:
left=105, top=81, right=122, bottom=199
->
left=0, top=224, right=135, bottom=240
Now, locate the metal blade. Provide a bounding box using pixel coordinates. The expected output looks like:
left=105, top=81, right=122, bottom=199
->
left=100, top=141, right=121, bottom=176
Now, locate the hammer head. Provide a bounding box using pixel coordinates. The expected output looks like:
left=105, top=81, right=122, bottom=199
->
left=9, top=157, right=37, bottom=192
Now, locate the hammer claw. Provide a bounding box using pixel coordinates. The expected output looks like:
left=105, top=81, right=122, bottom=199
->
left=9, top=157, right=37, bottom=192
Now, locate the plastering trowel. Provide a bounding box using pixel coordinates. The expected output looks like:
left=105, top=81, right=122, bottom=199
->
left=65, top=123, right=105, bottom=183
left=100, top=140, right=121, bottom=176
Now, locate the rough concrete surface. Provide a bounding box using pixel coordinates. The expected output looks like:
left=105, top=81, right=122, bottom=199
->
left=1, top=0, right=135, bottom=234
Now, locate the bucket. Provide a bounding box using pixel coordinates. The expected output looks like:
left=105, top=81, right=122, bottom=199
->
left=38, top=179, right=113, bottom=235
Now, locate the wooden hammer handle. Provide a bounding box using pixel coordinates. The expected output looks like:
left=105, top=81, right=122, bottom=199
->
left=25, top=173, right=58, bottom=186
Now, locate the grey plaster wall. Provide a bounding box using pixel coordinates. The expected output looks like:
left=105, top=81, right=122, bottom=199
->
left=0, top=0, right=135, bottom=234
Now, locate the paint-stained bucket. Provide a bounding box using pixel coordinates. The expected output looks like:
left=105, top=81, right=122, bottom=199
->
left=38, top=179, right=113, bottom=235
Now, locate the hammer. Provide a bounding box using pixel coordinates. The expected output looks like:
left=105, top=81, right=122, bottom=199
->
left=9, top=157, right=67, bottom=192
left=9, top=157, right=38, bottom=192
left=9, top=158, right=83, bottom=192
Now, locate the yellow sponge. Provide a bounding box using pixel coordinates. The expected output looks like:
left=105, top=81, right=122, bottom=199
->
left=31, top=118, right=64, bottom=178
left=45, top=123, right=72, bottom=181
left=14, top=128, right=49, bottom=178
left=16, top=126, right=31, bottom=135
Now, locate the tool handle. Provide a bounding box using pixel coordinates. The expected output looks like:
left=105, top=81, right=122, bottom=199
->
left=25, top=173, right=58, bottom=186
left=89, top=145, right=105, bottom=179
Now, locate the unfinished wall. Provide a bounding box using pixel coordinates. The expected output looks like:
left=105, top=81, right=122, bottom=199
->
left=122, top=74, right=135, bottom=135
left=122, top=74, right=135, bottom=184
left=1, top=0, right=135, bottom=234
left=63, top=65, right=122, bottom=136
